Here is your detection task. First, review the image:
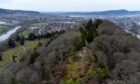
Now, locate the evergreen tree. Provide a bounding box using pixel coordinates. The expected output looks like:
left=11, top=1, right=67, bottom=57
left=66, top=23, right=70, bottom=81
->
left=16, top=35, right=20, bottom=41
left=28, top=33, right=36, bottom=40
left=19, top=36, right=25, bottom=45
left=86, top=19, right=93, bottom=31
left=8, top=39, right=16, bottom=48
left=86, top=31, right=94, bottom=43
left=0, top=52, right=2, bottom=61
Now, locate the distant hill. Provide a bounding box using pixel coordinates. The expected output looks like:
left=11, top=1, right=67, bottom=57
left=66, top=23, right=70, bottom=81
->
left=52, top=9, right=140, bottom=16
left=1, top=8, right=140, bottom=16
left=0, top=8, right=40, bottom=15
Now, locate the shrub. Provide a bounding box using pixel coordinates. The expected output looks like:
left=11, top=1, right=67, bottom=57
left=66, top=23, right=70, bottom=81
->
left=29, top=51, right=40, bottom=64
left=61, top=78, right=82, bottom=84
left=89, top=67, right=109, bottom=83
left=37, top=42, right=43, bottom=47
left=73, top=37, right=85, bottom=50
left=66, top=48, right=75, bottom=57
left=94, top=50, right=108, bottom=68
left=11, top=78, right=20, bottom=84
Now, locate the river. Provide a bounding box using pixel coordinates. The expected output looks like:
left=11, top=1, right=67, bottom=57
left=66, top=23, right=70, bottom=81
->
left=0, top=26, right=21, bottom=42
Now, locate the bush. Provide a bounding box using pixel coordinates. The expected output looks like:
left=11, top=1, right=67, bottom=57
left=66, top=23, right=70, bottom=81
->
left=73, top=37, right=85, bottom=50
left=37, top=42, right=43, bottom=47
left=66, top=48, right=75, bottom=57
left=61, top=78, right=82, bottom=84
left=89, top=67, right=109, bottom=83
left=29, top=51, right=40, bottom=64
left=11, top=78, right=20, bottom=84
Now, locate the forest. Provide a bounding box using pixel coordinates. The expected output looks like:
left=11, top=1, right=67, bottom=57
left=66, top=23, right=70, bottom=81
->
left=0, top=19, right=140, bottom=84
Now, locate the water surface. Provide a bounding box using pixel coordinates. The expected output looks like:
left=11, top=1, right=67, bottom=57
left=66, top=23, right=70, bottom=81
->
left=0, top=26, right=21, bottom=42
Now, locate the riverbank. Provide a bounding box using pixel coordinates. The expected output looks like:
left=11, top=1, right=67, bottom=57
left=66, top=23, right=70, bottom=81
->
left=0, top=26, right=21, bottom=42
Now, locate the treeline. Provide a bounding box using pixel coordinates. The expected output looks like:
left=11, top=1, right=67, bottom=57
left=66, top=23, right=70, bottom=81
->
left=7, top=30, right=65, bottom=48
left=0, top=30, right=65, bottom=62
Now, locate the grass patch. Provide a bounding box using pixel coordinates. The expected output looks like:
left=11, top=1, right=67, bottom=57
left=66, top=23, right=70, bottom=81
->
left=62, top=48, right=96, bottom=83
left=24, top=39, right=46, bottom=49
left=32, top=22, right=48, bottom=27
left=0, top=25, right=9, bottom=34
left=65, top=59, right=84, bottom=79
left=21, top=31, right=32, bottom=37
left=0, top=39, right=46, bottom=65
left=3, top=47, right=22, bottom=61
left=88, top=67, right=110, bottom=79
left=61, top=78, right=82, bottom=84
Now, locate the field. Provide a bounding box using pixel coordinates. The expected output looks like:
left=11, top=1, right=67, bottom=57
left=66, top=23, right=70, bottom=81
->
left=0, top=25, right=9, bottom=34
left=21, top=30, right=33, bottom=37
left=0, top=39, right=46, bottom=66
left=32, top=22, right=48, bottom=27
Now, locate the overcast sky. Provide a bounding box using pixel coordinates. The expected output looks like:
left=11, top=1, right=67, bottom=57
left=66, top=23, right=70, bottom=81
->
left=0, top=0, right=140, bottom=12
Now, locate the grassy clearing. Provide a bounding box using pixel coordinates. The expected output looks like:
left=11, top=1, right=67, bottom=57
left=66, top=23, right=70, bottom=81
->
left=32, top=22, right=48, bottom=27
left=21, top=30, right=32, bottom=37
left=61, top=48, right=95, bottom=83
left=24, top=39, right=46, bottom=49
left=3, top=47, right=22, bottom=61
left=0, top=39, right=46, bottom=66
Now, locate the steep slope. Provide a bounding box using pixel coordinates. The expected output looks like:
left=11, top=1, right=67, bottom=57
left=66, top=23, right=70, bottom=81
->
left=91, top=20, right=140, bottom=84
left=0, top=20, right=140, bottom=84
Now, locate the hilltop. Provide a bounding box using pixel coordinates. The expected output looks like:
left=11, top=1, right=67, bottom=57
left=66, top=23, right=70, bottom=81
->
left=0, top=19, right=140, bottom=84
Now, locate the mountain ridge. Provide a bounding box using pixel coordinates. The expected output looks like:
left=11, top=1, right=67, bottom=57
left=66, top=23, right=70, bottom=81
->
left=49, top=9, right=140, bottom=16
left=0, top=8, right=40, bottom=15
left=1, top=8, right=140, bottom=16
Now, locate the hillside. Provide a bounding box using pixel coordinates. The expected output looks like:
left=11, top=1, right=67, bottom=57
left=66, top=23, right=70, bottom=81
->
left=0, top=19, right=140, bottom=84
left=0, top=8, right=40, bottom=16
left=54, top=9, right=140, bottom=16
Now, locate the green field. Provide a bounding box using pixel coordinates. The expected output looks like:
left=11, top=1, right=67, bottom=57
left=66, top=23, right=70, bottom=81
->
left=32, top=22, right=48, bottom=27
left=0, top=39, right=46, bottom=66
left=0, top=25, right=9, bottom=34
left=21, top=30, right=33, bottom=37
